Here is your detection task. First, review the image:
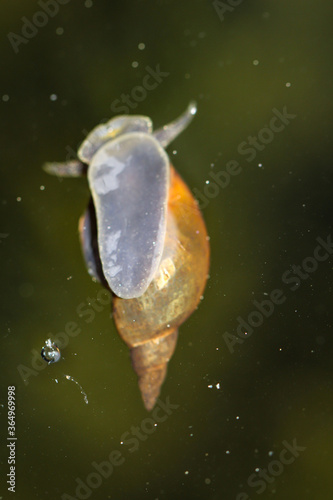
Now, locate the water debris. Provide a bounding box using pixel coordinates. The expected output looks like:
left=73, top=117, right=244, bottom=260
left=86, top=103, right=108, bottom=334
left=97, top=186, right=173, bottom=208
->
left=64, top=374, right=89, bottom=404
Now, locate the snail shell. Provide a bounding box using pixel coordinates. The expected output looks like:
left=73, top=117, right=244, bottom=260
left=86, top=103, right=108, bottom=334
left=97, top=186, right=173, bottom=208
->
left=80, top=166, right=209, bottom=410
left=113, top=166, right=209, bottom=410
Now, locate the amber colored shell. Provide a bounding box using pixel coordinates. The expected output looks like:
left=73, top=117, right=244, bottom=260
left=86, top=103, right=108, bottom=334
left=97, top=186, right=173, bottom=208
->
left=112, top=166, right=210, bottom=410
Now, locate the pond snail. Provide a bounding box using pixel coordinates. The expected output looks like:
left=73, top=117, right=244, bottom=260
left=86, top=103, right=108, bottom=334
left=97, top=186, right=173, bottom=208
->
left=44, top=102, right=210, bottom=410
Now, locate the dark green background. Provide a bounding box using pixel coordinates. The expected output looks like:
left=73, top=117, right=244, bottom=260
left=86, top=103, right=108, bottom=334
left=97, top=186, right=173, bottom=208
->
left=1, top=1, right=333, bottom=499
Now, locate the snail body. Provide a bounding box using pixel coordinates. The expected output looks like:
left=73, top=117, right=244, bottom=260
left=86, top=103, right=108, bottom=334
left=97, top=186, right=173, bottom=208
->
left=44, top=103, right=209, bottom=410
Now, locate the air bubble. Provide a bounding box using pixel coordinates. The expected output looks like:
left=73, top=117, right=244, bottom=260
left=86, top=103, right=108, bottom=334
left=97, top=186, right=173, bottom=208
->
left=41, top=339, right=61, bottom=364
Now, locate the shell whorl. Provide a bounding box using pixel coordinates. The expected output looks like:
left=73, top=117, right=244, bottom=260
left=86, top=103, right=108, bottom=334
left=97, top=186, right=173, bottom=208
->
left=130, top=329, right=178, bottom=411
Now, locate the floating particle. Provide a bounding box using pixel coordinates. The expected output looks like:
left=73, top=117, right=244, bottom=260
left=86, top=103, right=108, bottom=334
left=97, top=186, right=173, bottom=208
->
left=65, top=374, right=89, bottom=404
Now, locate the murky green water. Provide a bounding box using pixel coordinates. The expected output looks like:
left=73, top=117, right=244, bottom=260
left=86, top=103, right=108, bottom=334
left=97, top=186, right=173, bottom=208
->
left=1, top=1, right=333, bottom=499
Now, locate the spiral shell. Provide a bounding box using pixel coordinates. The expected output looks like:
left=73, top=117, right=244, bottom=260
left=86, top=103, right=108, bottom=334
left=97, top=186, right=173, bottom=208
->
left=112, top=166, right=209, bottom=410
